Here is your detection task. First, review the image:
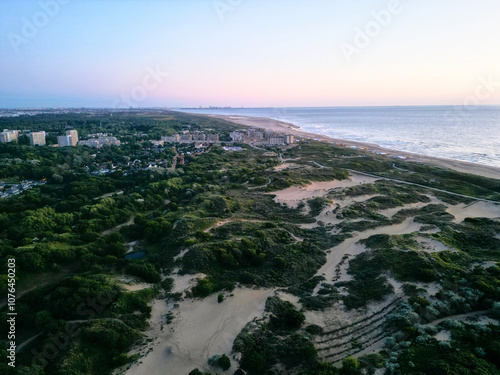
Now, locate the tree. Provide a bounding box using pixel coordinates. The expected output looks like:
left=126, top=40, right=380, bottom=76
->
left=339, top=357, right=362, bottom=375
left=218, top=354, right=231, bottom=371
left=192, top=278, right=214, bottom=297
left=34, top=310, right=53, bottom=329
left=126, top=263, right=161, bottom=283
left=242, top=350, right=266, bottom=373
left=218, top=293, right=224, bottom=303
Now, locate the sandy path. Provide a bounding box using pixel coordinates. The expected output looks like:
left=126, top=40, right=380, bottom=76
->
left=125, top=288, right=274, bottom=375
left=203, top=218, right=266, bottom=233
left=429, top=310, right=488, bottom=326
left=94, top=190, right=124, bottom=200
left=316, top=217, right=422, bottom=282
left=101, top=215, right=135, bottom=235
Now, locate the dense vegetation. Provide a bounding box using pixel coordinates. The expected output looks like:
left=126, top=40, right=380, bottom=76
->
left=0, top=110, right=499, bottom=375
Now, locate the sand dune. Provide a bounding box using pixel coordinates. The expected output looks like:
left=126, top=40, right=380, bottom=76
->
left=446, top=201, right=500, bottom=223
left=270, top=173, right=379, bottom=208
left=124, top=288, right=274, bottom=375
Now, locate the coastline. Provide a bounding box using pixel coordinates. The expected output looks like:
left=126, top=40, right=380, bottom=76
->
left=205, top=114, right=500, bottom=180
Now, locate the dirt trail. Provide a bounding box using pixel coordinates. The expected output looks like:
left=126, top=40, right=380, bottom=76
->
left=203, top=218, right=266, bottom=233
left=101, top=215, right=135, bottom=236
left=429, top=310, right=488, bottom=326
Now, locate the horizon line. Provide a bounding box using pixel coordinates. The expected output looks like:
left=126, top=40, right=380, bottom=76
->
left=2, top=104, right=500, bottom=110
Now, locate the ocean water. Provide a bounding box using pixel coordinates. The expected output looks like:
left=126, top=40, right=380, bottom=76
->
left=177, top=106, right=500, bottom=168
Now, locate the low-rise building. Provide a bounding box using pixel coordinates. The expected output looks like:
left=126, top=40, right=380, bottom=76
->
left=179, top=134, right=193, bottom=143
left=162, top=134, right=180, bottom=143
left=192, top=133, right=206, bottom=142
left=79, top=136, right=120, bottom=148
left=206, top=134, right=219, bottom=143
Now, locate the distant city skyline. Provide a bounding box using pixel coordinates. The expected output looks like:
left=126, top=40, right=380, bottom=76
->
left=1, top=0, right=500, bottom=108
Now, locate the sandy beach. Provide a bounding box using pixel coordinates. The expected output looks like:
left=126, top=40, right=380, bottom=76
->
left=207, top=114, right=500, bottom=180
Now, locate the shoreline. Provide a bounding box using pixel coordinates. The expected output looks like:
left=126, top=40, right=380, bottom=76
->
left=203, top=114, right=500, bottom=180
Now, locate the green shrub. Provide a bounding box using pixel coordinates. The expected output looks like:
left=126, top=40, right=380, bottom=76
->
left=125, top=263, right=161, bottom=283
left=217, top=293, right=224, bottom=303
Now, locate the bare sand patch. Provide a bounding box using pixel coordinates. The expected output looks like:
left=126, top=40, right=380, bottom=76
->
left=377, top=195, right=444, bottom=219
left=170, top=268, right=205, bottom=295
left=313, top=194, right=381, bottom=227
left=413, top=282, right=441, bottom=297
left=270, top=173, right=379, bottom=208
left=273, top=162, right=299, bottom=171
left=116, top=276, right=152, bottom=292
left=471, top=261, right=498, bottom=269
left=434, top=330, right=451, bottom=341
left=123, top=283, right=152, bottom=292
left=446, top=201, right=500, bottom=223
left=316, top=217, right=422, bottom=282
left=125, top=240, right=139, bottom=254
left=308, top=296, right=402, bottom=364
left=416, top=236, right=455, bottom=253
left=275, top=290, right=301, bottom=309
left=125, top=287, right=274, bottom=375
left=173, top=249, right=189, bottom=261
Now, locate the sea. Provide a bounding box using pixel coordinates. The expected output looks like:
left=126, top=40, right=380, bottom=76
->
left=177, top=106, right=500, bottom=168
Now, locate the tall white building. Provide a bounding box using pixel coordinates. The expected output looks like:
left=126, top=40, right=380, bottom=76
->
left=230, top=131, right=243, bottom=141
left=58, top=130, right=79, bottom=147
left=58, top=135, right=72, bottom=147
left=0, top=130, right=19, bottom=143
left=66, top=130, right=78, bottom=145
left=30, top=131, right=46, bottom=146
left=269, top=136, right=286, bottom=145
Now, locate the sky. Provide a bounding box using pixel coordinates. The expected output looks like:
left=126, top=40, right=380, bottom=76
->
left=1, top=0, right=500, bottom=108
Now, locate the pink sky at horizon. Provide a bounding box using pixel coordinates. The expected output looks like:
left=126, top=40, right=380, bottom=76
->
left=1, top=0, right=499, bottom=108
